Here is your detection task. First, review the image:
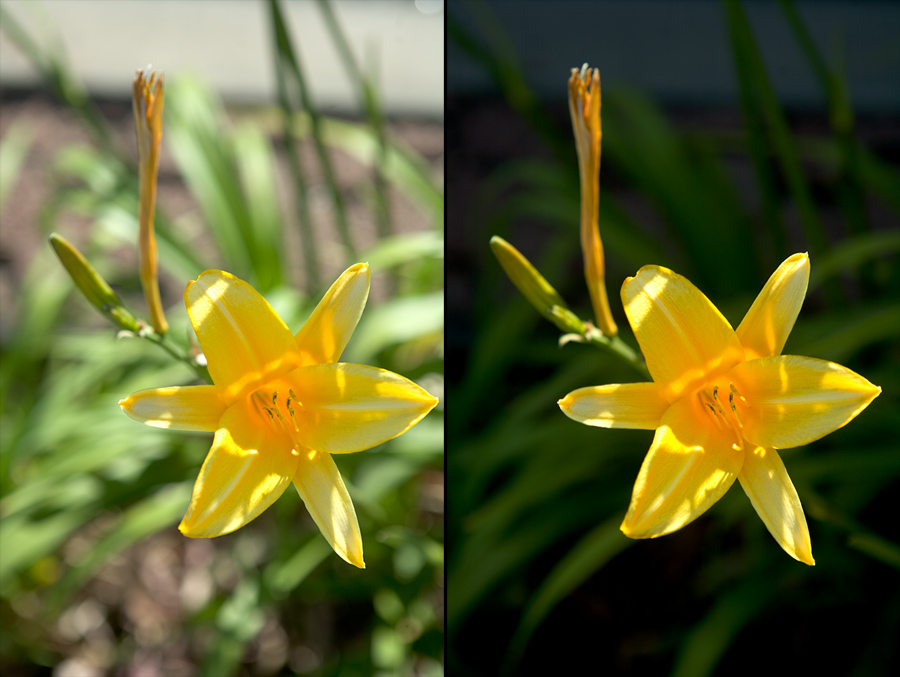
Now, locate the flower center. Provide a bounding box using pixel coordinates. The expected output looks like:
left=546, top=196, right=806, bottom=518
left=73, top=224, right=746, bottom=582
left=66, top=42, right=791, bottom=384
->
left=696, top=380, right=750, bottom=451
left=252, top=383, right=304, bottom=453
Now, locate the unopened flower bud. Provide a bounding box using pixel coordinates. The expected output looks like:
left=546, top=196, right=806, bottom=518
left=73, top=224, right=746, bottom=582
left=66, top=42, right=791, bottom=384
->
left=491, top=236, right=580, bottom=331
left=49, top=233, right=140, bottom=332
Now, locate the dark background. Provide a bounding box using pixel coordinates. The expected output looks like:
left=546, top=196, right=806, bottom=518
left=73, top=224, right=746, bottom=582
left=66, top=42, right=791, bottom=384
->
left=446, top=1, right=900, bottom=675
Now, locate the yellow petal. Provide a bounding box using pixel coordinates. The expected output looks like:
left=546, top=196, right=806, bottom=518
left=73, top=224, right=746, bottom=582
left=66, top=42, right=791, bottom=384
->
left=179, top=398, right=298, bottom=538
left=292, top=449, right=364, bottom=568
left=736, top=253, right=809, bottom=361
left=738, top=446, right=814, bottom=565
left=119, top=385, right=225, bottom=431
left=622, top=265, right=744, bottom=403
left=285, top=364, right=438, bottom=454
left=729, top=355, right=881, bottom=449
left=621, top=396, right=744, bottom=538
left=185, top=270, right=303, bottom=404
left=295, top=263, right=370, bottom=366
left=559, top=382, right=668, bottom=430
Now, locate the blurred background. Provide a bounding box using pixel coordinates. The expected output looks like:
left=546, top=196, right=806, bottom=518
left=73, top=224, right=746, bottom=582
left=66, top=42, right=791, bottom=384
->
left=1, top=1, right=443, bottom=675
left=447, top=0, right=899, bottom=675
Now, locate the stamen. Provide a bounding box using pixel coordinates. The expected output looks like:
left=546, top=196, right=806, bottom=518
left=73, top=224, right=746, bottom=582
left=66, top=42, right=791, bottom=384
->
left=703, top=402, right=724, bottom=430
left=256, top=386, right=303, bottom=438
left=698, top=384, right=747, bottom=444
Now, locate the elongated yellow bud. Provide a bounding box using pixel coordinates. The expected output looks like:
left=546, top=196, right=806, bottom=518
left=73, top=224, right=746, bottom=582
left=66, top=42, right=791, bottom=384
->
left=133, top=68, right=168, bottom=335
left=568, top=64, right=617, bottom=336
left=49, top=233, right=140, bottom=332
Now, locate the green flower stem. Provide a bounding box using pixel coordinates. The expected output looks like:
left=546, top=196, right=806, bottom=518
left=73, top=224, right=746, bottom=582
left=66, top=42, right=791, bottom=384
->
left=139, top=328, right=213, bottom=384
left=583, top=325, right=651, bottom=380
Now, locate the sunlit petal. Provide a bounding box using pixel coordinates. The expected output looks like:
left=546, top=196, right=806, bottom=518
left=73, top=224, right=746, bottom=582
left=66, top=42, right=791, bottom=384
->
left=622, top=265, right=744, bottom=403
left=185, top=270, right=303, bottom=403
left=285, top=364, right=438, bottom=454
left=179, top=399, right=298, bottom=537
left=730, top=355, right=881, bottom=449
left=119, top=385, right=225, bottom=431
left=559, top=382, right=668, bottom=430
left=293, top=449, right=364, bottom=568
left=621, top=396, right=744, bottom=538
left=736, top=253, right=809, bottom=360
left=738, top=446, right=814, bottom=565
left=295, top=263, right=370, bottom=366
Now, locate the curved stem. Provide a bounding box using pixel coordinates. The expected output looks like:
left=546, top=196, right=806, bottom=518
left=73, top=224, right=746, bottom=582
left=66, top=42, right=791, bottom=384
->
left=140, top=328, right=213, bottom=384
left=584, top=326, right=651, bottom=380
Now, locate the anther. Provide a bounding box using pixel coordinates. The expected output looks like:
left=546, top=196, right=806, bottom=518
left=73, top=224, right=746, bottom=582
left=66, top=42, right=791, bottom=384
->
left=704, top=402, right=724, bottom=430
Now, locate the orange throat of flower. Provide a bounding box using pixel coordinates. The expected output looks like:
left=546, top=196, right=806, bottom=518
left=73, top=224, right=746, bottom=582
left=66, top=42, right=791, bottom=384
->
left=251, top=383, right=305, bottom=455
left=696, top=379, right=750, bottom=451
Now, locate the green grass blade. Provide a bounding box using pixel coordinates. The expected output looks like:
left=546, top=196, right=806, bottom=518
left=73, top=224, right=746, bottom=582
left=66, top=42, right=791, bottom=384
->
left=506, top=517, right=631, bottom=669
left=315, top=0, right=393, bottom=238
left=268, top=0, right=356, bottom=261
left=725, top=0, right=829, bottom=261
left=671, top=573, right=779, bottom=677
left=268, top=0, right=319, bottom=288
left=233, top=121, right=286, bottom=290
left=0, top=121, right=33, bottom=213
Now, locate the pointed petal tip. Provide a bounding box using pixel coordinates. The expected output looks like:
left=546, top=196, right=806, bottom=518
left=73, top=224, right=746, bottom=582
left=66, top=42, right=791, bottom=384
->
left=619, top=518, right=646, bottom=540
left=333, top=543, right=365, bottom=569
left=331, top=541, right=365, bottom=569
left=178, top=516, right=209, bottom=539
left=347, top=261, right=369, bottom=274
left=789, top=548, right=815, bottom=566
left=178, top=519, right=218, bottom=539
left=793, top=252, right=810, bottom=272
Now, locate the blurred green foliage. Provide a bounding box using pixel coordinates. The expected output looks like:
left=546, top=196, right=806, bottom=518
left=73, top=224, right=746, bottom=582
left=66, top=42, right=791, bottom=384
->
left=447, top=0, right=899, bottom=675
left=0, top=1, right=443, bottom=675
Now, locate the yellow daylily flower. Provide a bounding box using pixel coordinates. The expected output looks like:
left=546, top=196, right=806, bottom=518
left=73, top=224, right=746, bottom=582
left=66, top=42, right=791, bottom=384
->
left=559, top=253, right=881, bottom=564
left=120, top=264, right=438, bottom=568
